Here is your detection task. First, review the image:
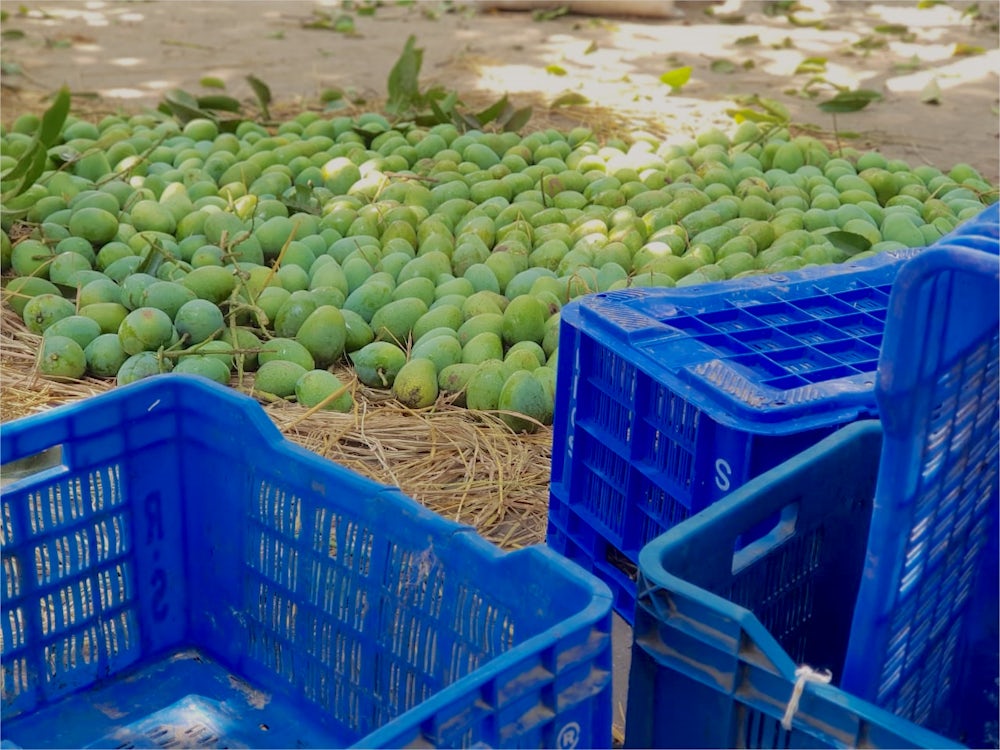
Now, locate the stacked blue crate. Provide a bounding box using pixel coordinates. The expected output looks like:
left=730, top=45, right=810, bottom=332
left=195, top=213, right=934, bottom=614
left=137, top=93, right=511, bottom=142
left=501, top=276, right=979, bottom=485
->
left=625, top=245, right=999, bottom=748
left=548, top=250, right=920, bottom=621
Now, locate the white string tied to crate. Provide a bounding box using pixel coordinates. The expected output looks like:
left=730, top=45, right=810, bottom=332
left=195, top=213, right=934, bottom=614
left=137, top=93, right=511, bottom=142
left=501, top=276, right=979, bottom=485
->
left=781, top=665, right=833, bottom=731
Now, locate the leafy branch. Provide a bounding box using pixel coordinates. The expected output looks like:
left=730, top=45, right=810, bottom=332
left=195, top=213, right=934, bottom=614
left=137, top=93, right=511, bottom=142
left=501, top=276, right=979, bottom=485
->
left=1, top=85, right=70, bottom=212
left=157, top=75, right=273, bottom=129
left=384, top=35, right=532, bottom=132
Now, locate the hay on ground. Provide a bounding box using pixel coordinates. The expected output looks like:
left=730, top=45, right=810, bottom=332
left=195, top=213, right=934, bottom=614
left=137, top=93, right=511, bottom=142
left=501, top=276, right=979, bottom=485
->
left=0, top=304, right=551, bottom=550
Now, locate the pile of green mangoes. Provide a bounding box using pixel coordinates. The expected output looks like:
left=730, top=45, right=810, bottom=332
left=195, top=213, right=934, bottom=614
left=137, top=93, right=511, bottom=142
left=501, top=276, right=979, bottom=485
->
left=1, top=109, right=995, bottom=431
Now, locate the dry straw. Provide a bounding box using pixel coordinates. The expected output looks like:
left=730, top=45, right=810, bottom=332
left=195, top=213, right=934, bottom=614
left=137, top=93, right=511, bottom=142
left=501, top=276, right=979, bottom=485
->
left=0, top=304, right=552, bottom=550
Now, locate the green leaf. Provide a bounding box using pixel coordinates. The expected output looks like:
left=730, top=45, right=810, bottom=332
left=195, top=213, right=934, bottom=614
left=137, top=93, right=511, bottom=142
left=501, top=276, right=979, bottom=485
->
left=302, top=12, right=333, bottom=29
left=1, top=142, right=42, bottom=182
left=320, top=88, right=344, bottom=102
left=162, top=89, right=214, bottom=124
left=853, top=35, right=887, bottom=50
left=550, top=91, right=589, bottom=107
left=711, top=59, right=736, bottom=74
left=333, top=14, right=356, bottom=32
left=427, top=97, right=451, bottom=125
left=164, top=89, right=201, bottom=110
left=961, top=2, right=980, bottom=18
left=742, top=59, right=756, bottom=70
left=246, top=75, right=271, bottom=119
left=546, top=64, right=568, bottom=76
left=438, top=90, right=459, bottom=115
left=532, top=5, right=568, bottom=21
left=824, top=230, right=872, bottom=255
left=474, top=94, right=509, bottom=126
left=39, top=85, right=70, bottom=148
left=659, top=65, right=692, bottom=90
left=584, top=40, right=598, bottom=54
left=386, top=34, right=423, bottom=115
left=874, top=23, right=909, bottom=34
left=17, top=144, right=49, bottom=195
left=892, top=55, right=922, bottom=73
left=735, top=34, right=760, bottom=45
left=817, top=89, right=882, bottom=113
left=787, top=12, right=823, bottom=27
left=917, top=0, right=945, bottom=6
left=501, top=106, right=532, bottom=132
left=794, top=56, right=827, bottom=74
left=953, top=42, right=985, bottom=56
left=921, top=78, right=941, bottom=105
left=725, top=107, right=784, bottom=124
left=1, top=29, right=25, bottom=39
left=756, top=96, right=790, bottom=121
left=1, top=61, right=23, bottom=76
left=835, top=130, right=861, bottom=139
left=196, top=94, right=242, bottom=113
left=199, top=76, right=226, bottom=89
left=454, top=110, right=481, bottom=132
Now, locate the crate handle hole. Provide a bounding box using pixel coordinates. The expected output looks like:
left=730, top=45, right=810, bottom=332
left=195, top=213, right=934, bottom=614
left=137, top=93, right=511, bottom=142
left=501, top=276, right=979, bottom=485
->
left=731, top=502, right=799, bottom=575
left=1, top=445, right=64, bottom=487
left=259, top=723, right=269, bottom=732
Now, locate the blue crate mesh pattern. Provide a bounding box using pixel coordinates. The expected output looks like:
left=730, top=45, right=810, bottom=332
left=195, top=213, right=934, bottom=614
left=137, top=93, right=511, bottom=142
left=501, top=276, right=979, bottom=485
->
left=842, top=246, right=1000, bottom=745
left=0, top=463, right=141, bottom=712
left=1, top=376, right=613, bottom=749
left=549, top=253, right=913, bottom=622
left=238, top=474, right=519, bottom=739
left=637, top=279, right=889, bottom=393
left=876, top=337, right=998, bottom=718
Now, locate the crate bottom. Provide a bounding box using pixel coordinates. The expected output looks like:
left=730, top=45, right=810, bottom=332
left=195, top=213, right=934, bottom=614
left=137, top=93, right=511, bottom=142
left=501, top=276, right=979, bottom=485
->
left=3, top=648, right=351, bottom=749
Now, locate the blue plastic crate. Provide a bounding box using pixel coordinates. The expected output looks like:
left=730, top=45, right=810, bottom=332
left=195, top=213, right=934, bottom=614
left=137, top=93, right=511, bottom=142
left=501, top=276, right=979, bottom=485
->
left=840, top=246, right=1000, bottom=742
left=548, top=250, right=920, bottom=622
left=0, top=375, right=613, bottom=749
left=625, top=246, right=998, bottom=749
left=624, top=421, right=966, bottom=748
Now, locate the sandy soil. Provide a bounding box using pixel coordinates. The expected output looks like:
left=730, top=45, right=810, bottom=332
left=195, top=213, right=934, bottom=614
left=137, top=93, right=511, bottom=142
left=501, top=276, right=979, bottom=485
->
left=1, top=0, right=998, bottom=182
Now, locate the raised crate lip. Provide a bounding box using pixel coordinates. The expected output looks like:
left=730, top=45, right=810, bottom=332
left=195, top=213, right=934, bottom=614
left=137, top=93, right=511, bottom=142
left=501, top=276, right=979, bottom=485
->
left=0, top=374, right=614, bottom=749
left=633, top=420, right=965, bottom=749
left=563, top=249, right=920, bottom=433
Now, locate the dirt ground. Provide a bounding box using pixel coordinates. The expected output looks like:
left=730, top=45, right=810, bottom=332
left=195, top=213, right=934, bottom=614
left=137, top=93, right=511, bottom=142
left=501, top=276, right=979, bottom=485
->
left=1, top=0, right=998, bottom=182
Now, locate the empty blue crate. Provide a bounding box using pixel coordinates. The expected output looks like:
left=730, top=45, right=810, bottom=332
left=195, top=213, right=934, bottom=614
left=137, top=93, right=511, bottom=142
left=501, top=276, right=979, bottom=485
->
left=548, top=249, right=918, bottom=622
left=0, top=375, right=613, bottom=749
left=841, top=245, right=999, bottom=742
left=625, top=246, right=999, bottom=749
